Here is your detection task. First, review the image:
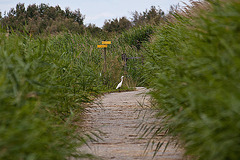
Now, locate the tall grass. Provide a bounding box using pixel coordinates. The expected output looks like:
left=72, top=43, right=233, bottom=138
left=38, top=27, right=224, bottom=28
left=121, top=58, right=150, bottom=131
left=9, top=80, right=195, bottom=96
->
left=117, top=25, right=154, bottom=85
left=0, top=28, right=139, bottom=159
left=0, top=33, right=93, bottom=159
left=142, top=0, right=240, bottom=159
left=48, top=32, right=138, bottom=90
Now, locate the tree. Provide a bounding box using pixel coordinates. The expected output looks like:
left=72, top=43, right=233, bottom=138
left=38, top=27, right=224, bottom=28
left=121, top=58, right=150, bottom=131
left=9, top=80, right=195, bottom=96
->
left=0, top=3, right=85, bottom=35
left=26, top=4, right=38, bottom=19
left=131, top=6, right=165, bottom=26
left=15, top=3, right=26, bottom=28
left=103, top=16, right=132, bottom=33
left=85, top=23, right=103, bottom=37
left=119, top=17, right=132, bottom=31
left=73, top=9, right=85, bottom=25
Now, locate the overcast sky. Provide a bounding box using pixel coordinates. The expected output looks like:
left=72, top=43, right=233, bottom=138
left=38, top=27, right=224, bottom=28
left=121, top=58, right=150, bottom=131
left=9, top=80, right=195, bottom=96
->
left=0, top=0, right=190, bottom=27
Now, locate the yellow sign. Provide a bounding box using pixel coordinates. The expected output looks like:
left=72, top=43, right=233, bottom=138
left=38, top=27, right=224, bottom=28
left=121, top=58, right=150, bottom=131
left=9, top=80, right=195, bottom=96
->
left=97, top=45, right=108, bottom=48
left=102, top=41, right=111, bottom=45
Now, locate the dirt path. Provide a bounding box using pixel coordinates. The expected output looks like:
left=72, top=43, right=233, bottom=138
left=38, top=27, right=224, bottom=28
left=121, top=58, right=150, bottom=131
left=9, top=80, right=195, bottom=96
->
left=81, top=87, right=184, bottom=160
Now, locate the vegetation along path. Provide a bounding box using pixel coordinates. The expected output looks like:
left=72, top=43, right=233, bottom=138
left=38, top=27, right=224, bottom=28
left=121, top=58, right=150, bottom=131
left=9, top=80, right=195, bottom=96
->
left=81, top=87, right=184, bottom=160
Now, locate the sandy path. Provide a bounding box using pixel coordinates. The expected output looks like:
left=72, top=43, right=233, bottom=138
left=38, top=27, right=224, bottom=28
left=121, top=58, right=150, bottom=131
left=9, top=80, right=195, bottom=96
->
left=81, top=87, right=184, bottom=160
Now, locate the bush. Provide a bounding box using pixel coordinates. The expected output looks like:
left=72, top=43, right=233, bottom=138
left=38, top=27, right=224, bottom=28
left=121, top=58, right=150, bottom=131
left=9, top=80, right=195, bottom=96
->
left=120, top=25, right=154, bottom=50
left=0, top=32, right=97, bottom=159
left=0, top=26, right=141, bottom=159
left=143, top=1, right=240, bottom=159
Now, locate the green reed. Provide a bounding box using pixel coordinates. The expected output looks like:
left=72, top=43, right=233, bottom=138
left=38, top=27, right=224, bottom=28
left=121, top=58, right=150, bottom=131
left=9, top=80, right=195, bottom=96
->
left=142, top=1, right=240, bottom=159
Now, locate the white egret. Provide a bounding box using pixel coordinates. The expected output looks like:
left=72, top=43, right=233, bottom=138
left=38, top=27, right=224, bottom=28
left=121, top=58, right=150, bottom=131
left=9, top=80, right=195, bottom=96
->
left=116, top=76, right=124, bottom=90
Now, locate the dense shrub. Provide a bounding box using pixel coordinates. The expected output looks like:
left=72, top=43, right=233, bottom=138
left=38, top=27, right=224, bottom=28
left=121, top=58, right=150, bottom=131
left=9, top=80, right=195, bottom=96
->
left=143, top=1, right=240, bottom=159
left=120, top=25, right=154, bottom=50
left=0, top=29, right=139, bottom=158
left=0, top=3, right=85, bottom=35
left=0, top=33, right=95, bottom=159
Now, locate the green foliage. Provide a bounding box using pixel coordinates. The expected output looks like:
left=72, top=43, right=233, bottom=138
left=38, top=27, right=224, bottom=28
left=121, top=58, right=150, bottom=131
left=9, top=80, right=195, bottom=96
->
left=0, top=30, right=135, bottom=159
left=48, top=32, right=132, bottom=90
left=120, top=25, right=154, bottom=50
left=0, top=33, right=95, bottom=159
left=143, top=1, right=240, bottom=159
left=114, top=25, right=154, bottom=86
left=102, top=6, right=165, bottom=33
left=103, top=17, right=132, bottom=33
left=1, top=3, right=167, bottom=37
left=0, top=26, right=140, bottom=158
left=1, top=3, right=85, bottom=35
left=131, top=6, right=165, bottom=26
left=85, top=24, right=106, bottom=38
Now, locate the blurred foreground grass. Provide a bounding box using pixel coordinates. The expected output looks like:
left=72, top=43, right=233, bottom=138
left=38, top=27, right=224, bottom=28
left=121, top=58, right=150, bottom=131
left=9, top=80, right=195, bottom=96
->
left=0, top=31, right=139, bottom=159
left=142, top=0, right=240, bottom=159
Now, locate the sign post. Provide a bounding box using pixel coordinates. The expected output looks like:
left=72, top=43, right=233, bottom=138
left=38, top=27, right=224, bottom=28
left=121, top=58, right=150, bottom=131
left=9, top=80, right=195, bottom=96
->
left=103, top=47, right=107, bottom=73
left=97, top=41, right=111, bottom=74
